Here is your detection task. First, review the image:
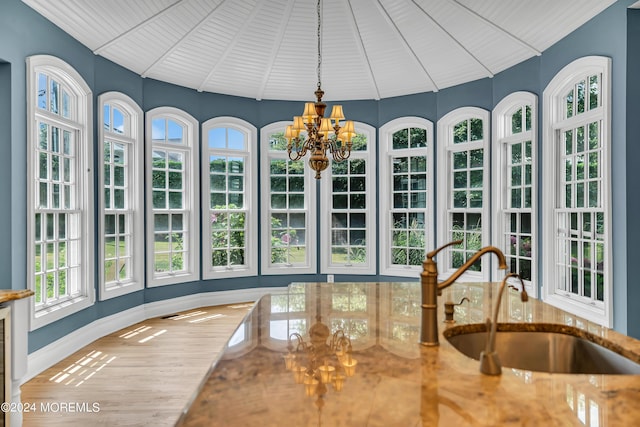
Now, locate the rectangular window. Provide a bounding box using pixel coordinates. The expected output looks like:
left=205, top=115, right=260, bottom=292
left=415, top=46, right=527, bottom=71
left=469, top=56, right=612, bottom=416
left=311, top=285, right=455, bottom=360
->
left=493, top=95, right=537, bottom=293
left=99, top=94, right=144, bottom=300
left=103, top=141, right=132, bottom=284
left=261, top=125, right=316, bottom=274
left=556, top=121, right=604, bottom=303
left=34, top=108, right=79, bottom=301
left=203, top=120, right=257, bottom=279
left=152, top=148, right=187, bottom=274
left=146, top=109, right=199, bottom=286
left=437, top=109, right=489, bottom=281
left=379, top=119, right=433, bottom=277
left=542, top=57, right=611, bottom=326
left=322, top=124, right=376, bottom=274
left=28, top=55, right=94, bottom=329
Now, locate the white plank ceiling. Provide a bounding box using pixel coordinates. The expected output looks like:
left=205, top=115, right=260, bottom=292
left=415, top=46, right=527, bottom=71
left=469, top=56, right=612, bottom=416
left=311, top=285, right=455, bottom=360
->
left=22, top=0, right=616, bottom=101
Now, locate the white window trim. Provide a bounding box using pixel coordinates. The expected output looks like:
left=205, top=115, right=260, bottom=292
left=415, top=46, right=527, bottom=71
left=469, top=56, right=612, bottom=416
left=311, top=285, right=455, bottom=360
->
left=320, top=122, right=377, bottom=275
left=97, top=92, right=144, bottom=300
left=378, top=117, right=434, bottom=277
left=492, top=92, right=538, bottom=297
left=26, top=55, right=94, bottom=330
left=436, top=107, right=491, bottom=282
left=260, top=121, right=317, bottom=275
left=145, top=107, right=200, bottom=287
left=542, top=56, right=612, bottom=326
left=201, top=117, right=258, bottom=279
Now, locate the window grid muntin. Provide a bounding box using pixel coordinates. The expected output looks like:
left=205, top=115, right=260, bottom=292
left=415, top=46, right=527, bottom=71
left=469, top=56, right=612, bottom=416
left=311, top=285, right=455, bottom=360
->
left=564, top=74, right=601, bottom=120
left=561, top=122, right=602, bottom=210
left=103, top=130, right=133, bottom=287
left=151, top=143, right=189, bottom=275
left=261, top=123, right=315, bottom=275
left=381, top=121, right=431, bottom=276
left=541, top=57, right=611, bottom=326
left=555, top=210, right=605, bottom=304
left=269, top=156, right=307, bottom=266
left=34, top=211, right=81, bottom=306
left=330, top=141, right=368, bottom=266
left=34, top=119, right=81, bottom=307
left=504, top=212, right=533, bottom=282
left=390, top=151, right=427, bottom=267
left=505, top=135, right=534, bottom=282
left=555, top=119, right=603, bottom=304
left=445, top=116, right=486, bottom=274
left=37, top=72, right=74, bottom=120
left=208, top=144, right=248, bottom=269
left=449, top=212, right=482, bottom=271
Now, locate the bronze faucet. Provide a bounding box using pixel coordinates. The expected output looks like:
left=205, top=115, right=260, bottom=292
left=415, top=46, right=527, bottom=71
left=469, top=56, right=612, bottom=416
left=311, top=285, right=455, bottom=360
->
left=420, top=241, right=508, bottom=346
left=480, top=272, right=528, bottom=375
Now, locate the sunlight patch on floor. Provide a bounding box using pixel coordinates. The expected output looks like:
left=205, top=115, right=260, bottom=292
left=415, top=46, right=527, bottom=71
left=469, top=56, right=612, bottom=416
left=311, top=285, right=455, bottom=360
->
left=138, top=329, right=167, bottom=343
left=189, top=313, right=225, bottom=323
left=119, top=325, right=152, bottom=339
left=49, top=350, right=116, bottom=387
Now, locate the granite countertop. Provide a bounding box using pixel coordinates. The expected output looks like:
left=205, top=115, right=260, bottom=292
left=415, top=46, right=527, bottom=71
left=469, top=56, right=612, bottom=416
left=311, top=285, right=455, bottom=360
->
left=0, top=289, right=34, bottom=303
left=176, top=282, right=640, bottom=426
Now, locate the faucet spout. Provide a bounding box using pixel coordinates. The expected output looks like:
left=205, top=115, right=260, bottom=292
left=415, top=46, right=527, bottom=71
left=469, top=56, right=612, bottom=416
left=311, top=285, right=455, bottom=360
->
left=420, top=242, right=508, bottom=346
left=479, top=273, right=528, bottom=375
left=437, top=246, right=508, bottom=292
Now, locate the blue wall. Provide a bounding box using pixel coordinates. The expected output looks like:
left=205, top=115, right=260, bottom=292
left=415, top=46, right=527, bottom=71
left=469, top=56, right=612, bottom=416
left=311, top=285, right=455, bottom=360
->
left=626, top=8, right=640, bottom=339
left=1, top=0, right=637, bottom=352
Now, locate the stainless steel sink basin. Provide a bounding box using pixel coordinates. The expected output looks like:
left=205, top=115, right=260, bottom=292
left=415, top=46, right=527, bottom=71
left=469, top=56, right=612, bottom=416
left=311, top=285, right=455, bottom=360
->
left=443, top=324, right=640, bottom=374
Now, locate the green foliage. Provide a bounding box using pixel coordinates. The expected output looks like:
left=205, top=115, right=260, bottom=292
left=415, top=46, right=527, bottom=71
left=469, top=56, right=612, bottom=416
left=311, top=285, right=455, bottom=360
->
left=34, top=247, right=67, bottom=302
left=392, top=127, right=427, bottom=149
left=270, top=215, right=296, bottom=264
left=210, top=205, right=246, bottom=267
left=171, top=233, right=184, bottom=271
left=391, top=218, right=425, bottom=266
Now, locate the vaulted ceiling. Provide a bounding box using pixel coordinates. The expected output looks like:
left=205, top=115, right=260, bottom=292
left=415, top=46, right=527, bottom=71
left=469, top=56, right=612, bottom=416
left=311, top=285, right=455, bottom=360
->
left=23, top=0, right=616, bottom=101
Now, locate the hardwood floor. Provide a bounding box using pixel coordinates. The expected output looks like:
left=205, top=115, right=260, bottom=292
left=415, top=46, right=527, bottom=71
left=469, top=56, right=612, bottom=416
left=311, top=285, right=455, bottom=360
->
left=20, top=303, right=254, bottom=427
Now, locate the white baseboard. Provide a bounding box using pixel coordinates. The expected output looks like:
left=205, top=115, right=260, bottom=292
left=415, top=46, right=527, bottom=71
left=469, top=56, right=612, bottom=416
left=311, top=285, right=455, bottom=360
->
left=23, top=287, right=282, bottom=384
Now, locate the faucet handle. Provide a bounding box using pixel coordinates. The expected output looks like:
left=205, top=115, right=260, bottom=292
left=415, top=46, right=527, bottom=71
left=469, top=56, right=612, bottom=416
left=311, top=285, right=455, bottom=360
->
left=426, top=240, right=462, bottom=261
left=443, top=297, right=470, bottom=323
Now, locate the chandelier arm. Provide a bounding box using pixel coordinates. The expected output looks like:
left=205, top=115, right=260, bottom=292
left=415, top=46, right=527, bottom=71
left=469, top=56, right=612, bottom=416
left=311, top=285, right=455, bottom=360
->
left=288, top=332, right=308, bottom=352
left=287, top=138, right=310, bottom=161
left=331, top=145, right=350, bottom=162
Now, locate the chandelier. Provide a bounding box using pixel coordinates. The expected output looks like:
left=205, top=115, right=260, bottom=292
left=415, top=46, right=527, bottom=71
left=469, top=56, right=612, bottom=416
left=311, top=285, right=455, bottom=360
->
left=284, top=0, right=356, bottom=179
left=283, top=315, right=358, bottom=411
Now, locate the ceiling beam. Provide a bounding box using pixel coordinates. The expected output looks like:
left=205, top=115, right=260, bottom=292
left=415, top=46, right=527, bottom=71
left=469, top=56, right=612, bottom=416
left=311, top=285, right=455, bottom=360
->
left=375, top=0, right=439, bottom=92
left=142, top=0, right=229, bottom=78
left=254, top=0, right=297, bottom=101
left=449, top=0, right=542, bottom=56
left=197, top=0, right=266, bottom=92
left=345, top=0, right=382, bottom=100
left=411, top=0, right=494, bottom=78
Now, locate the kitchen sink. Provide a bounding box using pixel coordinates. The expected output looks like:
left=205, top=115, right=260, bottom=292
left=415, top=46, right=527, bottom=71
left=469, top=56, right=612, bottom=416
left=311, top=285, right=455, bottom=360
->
left=443, top=323, right=640, bottom=375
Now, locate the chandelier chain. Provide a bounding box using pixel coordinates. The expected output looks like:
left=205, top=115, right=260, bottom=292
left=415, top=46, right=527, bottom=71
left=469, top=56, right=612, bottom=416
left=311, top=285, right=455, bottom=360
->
left=317, top=0, right=322, bottom=89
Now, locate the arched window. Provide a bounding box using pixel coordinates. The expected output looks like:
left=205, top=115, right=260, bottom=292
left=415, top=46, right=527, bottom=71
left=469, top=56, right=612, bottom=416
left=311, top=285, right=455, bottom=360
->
left=260, top=122, right=317, bottom=275
left=492, top=92, right=538, bottom=297
left=320, top=122, right=376, bottom=274
left=98, top=92, right=144, bottom=299
left=202, top=117, right=258, bottom=279
left=437, top=107, right=490, bottom=281
left=26, top=55, right=94, bottom=329
left=379, top=117, right=434, bottom=277
left=146, top=107, right=200, bottom=286
left=542, top=56, right=612, bottom=326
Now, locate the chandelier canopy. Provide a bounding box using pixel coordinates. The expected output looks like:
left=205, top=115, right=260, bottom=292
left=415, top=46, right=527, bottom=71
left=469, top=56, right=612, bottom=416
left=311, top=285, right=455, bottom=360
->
left=285, top=0, right=355, bottom=179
